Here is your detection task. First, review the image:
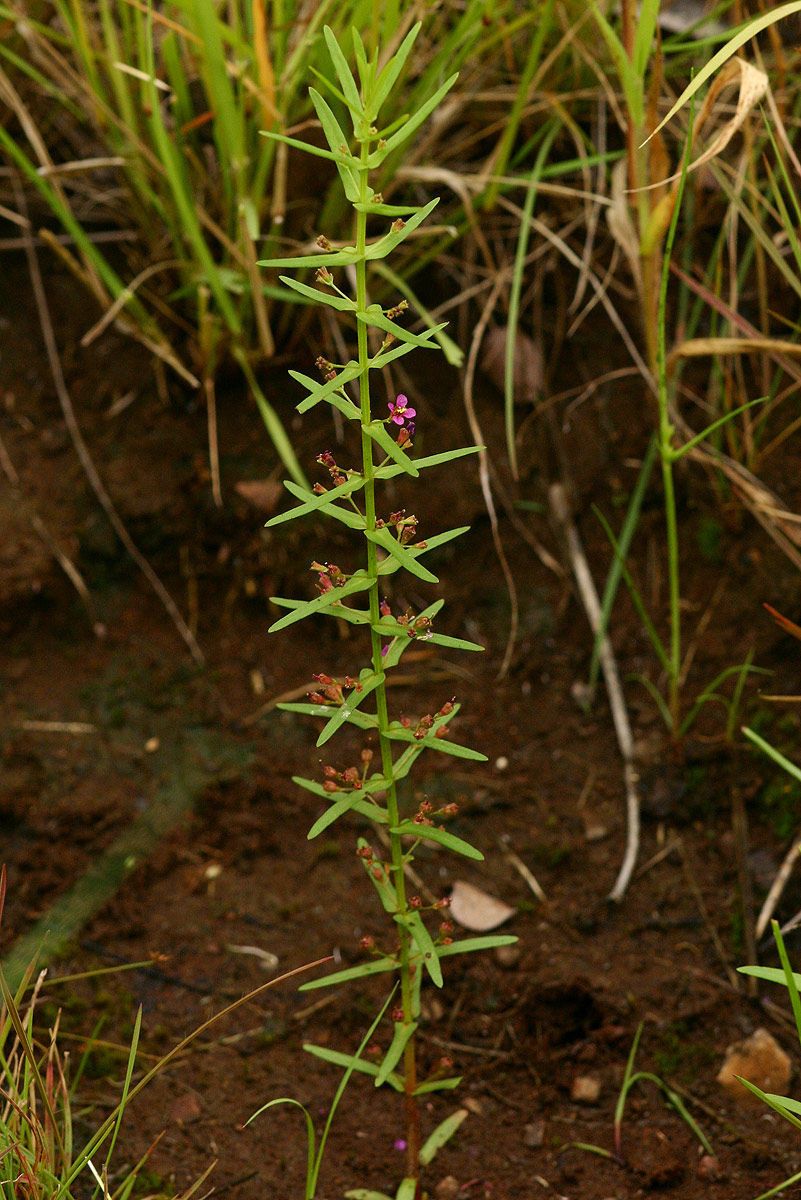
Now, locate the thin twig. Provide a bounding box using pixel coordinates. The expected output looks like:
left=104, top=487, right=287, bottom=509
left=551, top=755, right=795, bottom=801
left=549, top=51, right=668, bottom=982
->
left=13, top=177, right=204, bottom=665
left=756, top=832, right=801, bottom=940
left=548, top=483, right=640, bottom=902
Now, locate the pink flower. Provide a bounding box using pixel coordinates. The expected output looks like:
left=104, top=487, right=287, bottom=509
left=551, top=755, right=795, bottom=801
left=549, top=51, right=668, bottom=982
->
left=387, top=394, right=416, bottom=426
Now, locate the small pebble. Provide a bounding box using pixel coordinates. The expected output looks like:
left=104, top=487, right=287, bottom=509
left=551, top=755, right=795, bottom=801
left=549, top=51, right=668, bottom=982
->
left=571, top=1074, right=601, bottom=1104
left=524, top=1119, right=545, bottom=1148
left=585, top=823, right=608, bottom=842
left=462, top=1097, right=483, bottom=1115
left=495, top=755, right=509, bottom=771
left=435, top=1176, right=460, bottom=1200
left=698, top=1154, right=724, bottom=1181
left=495, top=943, right=521, bottom=969
left=144, top=736, right=160, bottom=753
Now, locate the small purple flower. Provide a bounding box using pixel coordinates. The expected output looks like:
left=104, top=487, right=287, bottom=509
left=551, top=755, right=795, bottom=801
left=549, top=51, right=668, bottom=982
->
left=393, top=1138, right=407, bottom=1153
left=387, top=394, right=416, bottom=427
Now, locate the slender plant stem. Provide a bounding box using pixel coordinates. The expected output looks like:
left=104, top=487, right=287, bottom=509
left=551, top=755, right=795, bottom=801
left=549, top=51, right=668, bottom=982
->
left=354, top=136, right=421, bottom=1180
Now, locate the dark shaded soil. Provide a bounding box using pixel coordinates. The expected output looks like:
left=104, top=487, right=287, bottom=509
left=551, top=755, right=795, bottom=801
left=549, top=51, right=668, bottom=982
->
left=2, top=261, right=801, bottom=1199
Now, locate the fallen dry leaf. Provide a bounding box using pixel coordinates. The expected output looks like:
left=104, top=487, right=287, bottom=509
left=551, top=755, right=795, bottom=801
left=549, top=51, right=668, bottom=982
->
left=480, top=325, right=543, bottom=405
left=234, top=479, right=282, bottom=514
left=449, top=880, right=515, bottom=932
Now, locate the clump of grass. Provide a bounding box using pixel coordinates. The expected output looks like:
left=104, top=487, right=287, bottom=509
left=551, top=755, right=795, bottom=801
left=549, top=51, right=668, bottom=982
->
left=257, top=24, right=515, bottom=1197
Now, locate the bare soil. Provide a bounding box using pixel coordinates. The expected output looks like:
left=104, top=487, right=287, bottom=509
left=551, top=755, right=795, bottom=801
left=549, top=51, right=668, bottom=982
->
left=2, top=261, right=801, bottom=1199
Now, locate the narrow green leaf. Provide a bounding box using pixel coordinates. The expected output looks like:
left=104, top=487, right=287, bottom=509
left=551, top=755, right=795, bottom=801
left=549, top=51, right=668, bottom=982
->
left=375, top=446, right=482, bottom=479
left=413, top=1076, right=462, bottom=1096
left=419, top=1108, right=468, bottom=1165
left=739, top=966, right=801, bottom=989
left=366, top=528, right=438, bottom=583
left=323, top=25, right=362, bottom=120
left=291, top=364, right=362, bottom=415
left=303, top=1043, right=403, bottom=1091
left=298, top=956, right=398, bottom=991
left=279, top=275, right=356, bottom=311
left=391, top=822, right=484, bottom=861
left=437, top=935, right=518, bottom=959
left=260, top=128, right=356, bottom=168
left=258, top=249, right=360, bottom=269
left=359, top=305, right=445, bottom=348
left=283, top=482, right=364, bottom=531
left=364, top=198, right=440, bottom=261
left=386, top=727, right=487, bottom=762
left=376, top=1020, right=417, bottom=1087
left=395, top=1180, right=417, bottom=1200
left=366, top=421, right=420, bottom=477
left=370, top=73, right=459, bottom=162
left=266, top=472, right=363, bottom=527
left=743, top=728, right=801, bottom=786
left=307, top=795, right=360, bottom=839
left=399, top=912, right=442, bottom=987
left=316, top=670, right=385, bottom=747
left=375, top=526, right=470, bottom=578
left=309, top=87, right=362, bottom=201
left=369, top=23, right=420, bottom=119
left=345, top=1191, right=393, bottom=1200
left=360, top=841, right=399, bottom=914
left=268, top=575, right=373, bottom=632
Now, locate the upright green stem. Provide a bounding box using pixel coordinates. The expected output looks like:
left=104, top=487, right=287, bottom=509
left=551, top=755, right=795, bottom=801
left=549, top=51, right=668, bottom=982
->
left=354, top=137, right=421, bottom=1181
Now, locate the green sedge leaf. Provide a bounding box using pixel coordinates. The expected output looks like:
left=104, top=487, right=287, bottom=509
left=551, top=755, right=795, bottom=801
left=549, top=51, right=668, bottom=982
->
left=438, top=935, right=518, bottom=959
left=345, top=1192, right=393, bottom=1200
left=366, top=528, right=438, bottom=583
left=735, top=1079, right=801, bottom=1132
left=375, top=446, right=482, bottom=480
left=399, top=912, right=442, bottom=987
left=369, top=72, right=458, bottom=164
left=396, top=1181, right=417, bottom=1200
left=298, top=955, right=398, bottom=991
left=419, top=1107, right=468, bottom=1166
left=278, top=275, right=356, bottom=312
left=308, top=87, right=360, bottom=201
left=413, top=1077, right=462, bottom=1096
left=323, top=26, right=362, bottom=122
left=376, top=1020, right=417, bottom=1087
left=292, top=364, right=362, bottom=415
left=364, top=198, right=440, bottom=261
left=739, top=965, right=801, bottom=988
left=391, top=822, right=484, bottom=861
left=358, top=305, right=445, bottom=348
left=317, top=669, right=385, bottom=747
left=369, top=23, right=421, bottom=119
left=303, top=1043, right=403, bottom=1091
left=268, top=575, right=373, bottom=632
left=365, top=421, right=420, bottom=477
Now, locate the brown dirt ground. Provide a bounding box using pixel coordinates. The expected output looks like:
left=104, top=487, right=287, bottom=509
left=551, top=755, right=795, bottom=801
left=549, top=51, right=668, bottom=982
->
left=2, top=261, right=801, bottom=1200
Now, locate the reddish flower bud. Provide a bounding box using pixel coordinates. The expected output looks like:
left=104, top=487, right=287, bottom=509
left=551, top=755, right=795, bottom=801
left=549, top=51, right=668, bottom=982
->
left=409, top=895, right=422, bottom=909
left=360, top=748, right=373, bottom=763
left=391, top=1006, right=404, bottom=1023
left=359, top=935, right=375, bottom=951
left=323, top=780, right=338, bottom=793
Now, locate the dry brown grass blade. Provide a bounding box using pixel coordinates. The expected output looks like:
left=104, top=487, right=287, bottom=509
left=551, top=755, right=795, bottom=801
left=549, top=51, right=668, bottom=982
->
left=764, top=603, right=801, bottom=642
left=14, top=178, right=205, bottom=665
left=670, top=335, right=801, bottom=362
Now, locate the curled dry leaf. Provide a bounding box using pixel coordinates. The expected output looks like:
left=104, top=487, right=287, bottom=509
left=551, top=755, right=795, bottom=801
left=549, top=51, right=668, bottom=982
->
left=449, top=880, right=515, bottom=932
left=480, top=324, right=543, bottom=405
left=234, top=478, right=283, bottom=514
